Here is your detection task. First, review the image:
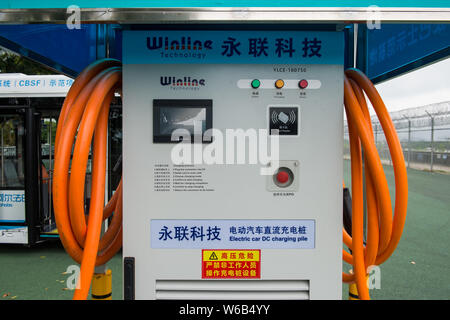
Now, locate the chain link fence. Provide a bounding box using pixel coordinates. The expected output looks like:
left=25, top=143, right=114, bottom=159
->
left=344, top=102, right=450, bottom=173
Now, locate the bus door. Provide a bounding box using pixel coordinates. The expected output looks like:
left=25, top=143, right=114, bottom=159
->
left=0, top=107, right=40, bottom=245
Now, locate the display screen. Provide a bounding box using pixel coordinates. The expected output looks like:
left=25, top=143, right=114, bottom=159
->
left=153, top=99, right=212, bottom=143
left=159, top=107, right=206, bottom=135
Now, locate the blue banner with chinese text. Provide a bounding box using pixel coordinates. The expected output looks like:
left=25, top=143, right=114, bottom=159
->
left=123, top=31, right=344, bottom=65
left=151, top=219, right=315, bottom=249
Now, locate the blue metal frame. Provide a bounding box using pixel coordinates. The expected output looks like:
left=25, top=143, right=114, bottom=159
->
left=371, top=46, right=450, bottom=84
left=0, top=34, right=78, bottom=77
left=0, top=24, right=121, bottom=77
left=367, top=24, right=450, bottom=83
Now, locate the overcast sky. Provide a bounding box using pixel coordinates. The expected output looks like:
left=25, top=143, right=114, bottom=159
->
left=375, top=57, right=450, bottom=113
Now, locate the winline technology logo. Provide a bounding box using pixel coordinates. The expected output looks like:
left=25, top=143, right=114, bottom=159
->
left=160, top=76, right=206, bottom=91
left=147, top=36, right=212, bottom=60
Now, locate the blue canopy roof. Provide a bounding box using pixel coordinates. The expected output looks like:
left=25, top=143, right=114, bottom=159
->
left=0, top=3, right=448, bottom=80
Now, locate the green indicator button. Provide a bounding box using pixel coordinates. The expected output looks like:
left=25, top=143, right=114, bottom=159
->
left=251, top=79, right=261, bottom=89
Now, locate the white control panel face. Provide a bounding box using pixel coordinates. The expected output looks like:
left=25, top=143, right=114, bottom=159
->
left=123, top=30, right=344, bottom=300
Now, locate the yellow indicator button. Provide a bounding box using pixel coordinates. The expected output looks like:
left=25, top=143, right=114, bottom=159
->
left=275, top=79, right=285, bottom=89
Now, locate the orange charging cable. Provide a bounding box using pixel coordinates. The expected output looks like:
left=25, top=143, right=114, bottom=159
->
left=54, top=60, right=407, bottom=300
left=342, top=69, right=408, bottom=300
left=53, top=59, right=123, bottom=300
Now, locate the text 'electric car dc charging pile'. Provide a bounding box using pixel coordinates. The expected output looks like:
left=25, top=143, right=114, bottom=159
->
left=53, top=30, right=407, bottom=300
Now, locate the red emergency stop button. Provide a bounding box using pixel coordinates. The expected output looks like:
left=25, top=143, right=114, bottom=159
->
left=276, top=171, right=290, bottom=184
left=273, top=167, right=294, bottom=188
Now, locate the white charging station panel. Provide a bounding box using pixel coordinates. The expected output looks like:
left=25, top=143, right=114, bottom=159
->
left=123, top=30, right=344, bottom=300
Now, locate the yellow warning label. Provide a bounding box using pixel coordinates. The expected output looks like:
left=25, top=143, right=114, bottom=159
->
left=202, top=250, right=260, bottom=262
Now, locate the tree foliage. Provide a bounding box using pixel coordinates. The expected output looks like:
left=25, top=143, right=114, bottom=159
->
left=0, top=51, right=55, bottom=75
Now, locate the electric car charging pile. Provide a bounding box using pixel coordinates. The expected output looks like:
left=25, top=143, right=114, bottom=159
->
left=52, top=29, right=407, bottom=300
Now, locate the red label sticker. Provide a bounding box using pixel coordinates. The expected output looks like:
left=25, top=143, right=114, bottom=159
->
left=202, top=249, right=261, bottom=279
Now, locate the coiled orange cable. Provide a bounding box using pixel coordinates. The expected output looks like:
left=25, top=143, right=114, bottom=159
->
left=54, top=60, right=407, bottom=300
left=53, top=59, right=123, bottom=300
left=342, top=69, right=408, bottom=300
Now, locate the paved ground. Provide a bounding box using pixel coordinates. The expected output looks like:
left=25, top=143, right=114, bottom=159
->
left=0, top=161, right=449, bottom=300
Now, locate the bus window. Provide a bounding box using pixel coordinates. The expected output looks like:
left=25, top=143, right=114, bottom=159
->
left=0, top=115, right=25, bottom=188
